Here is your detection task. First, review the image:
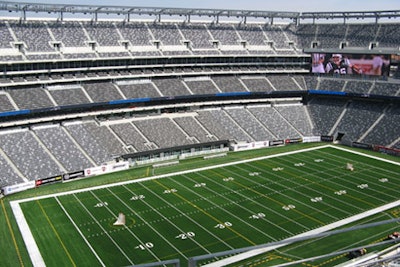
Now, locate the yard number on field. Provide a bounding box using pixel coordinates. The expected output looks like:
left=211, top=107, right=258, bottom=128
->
left=175, top=232, right=195, bottom=240
left=282, top=204, right=296, bottom=211
left=130, top=195, right=145, bottom=200
left=94, top=202, right=108, bottom=208
left=357, top=184, right=368, bottom=189
left=163, top=188, right=177, bottom=194
left=135, top=242, right=154, bottom=250
left=249, top=213, right=266, bottom=219
left=214, top=222, right=232, bottom=229
left=310, top=197, right=323, bottom=202
left=334, top=190, right=347, bottom=195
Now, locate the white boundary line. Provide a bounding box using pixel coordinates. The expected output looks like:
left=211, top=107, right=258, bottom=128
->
left=330, top=145, right=400, bottom=166
left=203, top=200, right=400, bottom=267
left=12, top=144, right=333, bottom=204
left=55, top=197, right=106, bottom=267
left=10, top=201, right=45, bottom=267
left=9, top=144, right=400, bottom=267
left=203, top=145, right=400, bottom=266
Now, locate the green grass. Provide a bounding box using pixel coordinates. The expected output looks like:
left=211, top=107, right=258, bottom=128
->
left=7, top=148, right=400, bottom=266
left=3, top=143, right=400, bottom=267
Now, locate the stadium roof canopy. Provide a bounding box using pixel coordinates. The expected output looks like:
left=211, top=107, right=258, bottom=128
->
left=0, top=1, right=399, bottom=23
left=0, top=1, right=299, bottom=23
left=301, top=10, right=400, bottom=23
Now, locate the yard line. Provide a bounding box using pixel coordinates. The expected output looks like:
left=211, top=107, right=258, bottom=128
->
left=169, top=175, right=269, bottom=244
left=235, top=161, right=351, bottom=220
left=54, top=197, right=106, bottom=267
left=129, top=181, right=214, bottom=256
left=106, top=187, right=185, bottom=260
left=331, top=145, right=400, bottom=167
left=194, top=173, right=296, bottom=240
left=299, top=150, right=400, bottom=203
left=213, top=164, right=328, bottom=226
left=229, top=163, right=342, bottom=221
left=252, top=159, right=364, bottom=214
left=311, top=149, right=400, bottom=197
left=153, top=177, right=258, bottom=246
left=14, top=145, right=332, bottom=204
left=356, top=167, right=400, bottom=188
left=313, top=147, right=400, bottom=178
left=10, top=144, right=330, bottom=267
left=12, top=144, right=400, bottom=267
left=326, top=153, right=400, bottom=179
left=73, top=193, right=134, bottom=265
left=135, top=183, right=236, bottom=250
left=36, top=200, right=77, bottom=267
left=1, top=200, right=24, bottom=267
left=308, top=150, right=400, bottom=194
left=203, top=199, right=400, bottom=267
left=281, top=212, right=393, bottom=253
left=273, top=154, right=387, bottom=207
left=196, top=171, right=299, bottom=236
left=286, top=170, right=360, bottom=214
left=238, top=161, right=356, bottom=216
left=315, top=147, right=400, bottom=176
left=89, top=190, right=165, bottom=262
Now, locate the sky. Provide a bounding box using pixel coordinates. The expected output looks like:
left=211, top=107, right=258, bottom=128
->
left=6, top=0, right=400, bottom=12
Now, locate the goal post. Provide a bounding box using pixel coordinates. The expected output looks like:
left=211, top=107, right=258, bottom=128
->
left=113, top=212, right=126, bottom=226
left=346, top=163, right=354, bottom=171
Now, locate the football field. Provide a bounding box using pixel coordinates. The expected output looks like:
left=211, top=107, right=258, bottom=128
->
left=11, top=145, right=400, bottom=266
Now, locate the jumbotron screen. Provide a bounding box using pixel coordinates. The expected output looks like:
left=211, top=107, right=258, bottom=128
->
left=310, top=53, right=391, bottom=76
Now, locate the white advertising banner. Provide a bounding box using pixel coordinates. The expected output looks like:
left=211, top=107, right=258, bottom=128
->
left=3, top=181, right=36, bottom=195
left=84, top=161, right=129, bottom=177
left=231, top=141, right=269, bottom=151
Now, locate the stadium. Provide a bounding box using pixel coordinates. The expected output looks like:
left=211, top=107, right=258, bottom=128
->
left=0, top=1, right=400, bottom=266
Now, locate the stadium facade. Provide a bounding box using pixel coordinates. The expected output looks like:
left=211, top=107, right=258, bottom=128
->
left=0, top=2, right=400, bottom=267
left=0, top=2, right=399, bottom=196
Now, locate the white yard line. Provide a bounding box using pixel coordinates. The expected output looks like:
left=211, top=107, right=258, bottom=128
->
left=9, top=144, right=400, bottom=267
left=136, top=183, right=237, bottom=250
left=13, top=144, right=333, bottom=204
left=55, top=197, right=106, bottom=267
left=203, top=145, right=400, bottom=267
left=177, top=173, right=281, bottom=240
left=197, top=170, right=304, bottom=235
left=232, top=162, right=343, bottom=222
left=202, top=200, right=400, bottom=267
left=332, top=145, right=400, bottom=166
left=75, top=192, right=134, bottom=265
left=104, top=188, right=171, bottom=262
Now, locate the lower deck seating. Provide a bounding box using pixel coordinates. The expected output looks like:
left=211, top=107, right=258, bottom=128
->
left=0, top=100, right=398, bottom=185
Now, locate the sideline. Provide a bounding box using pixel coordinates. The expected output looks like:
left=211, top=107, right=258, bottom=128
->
left=203, top=145, right=400, bottom=267
left=10, top=144, right=329, bottom=267
left=331, top=145, right=400, bottom=166
left=13, top=144, right=332, bottom=204
left=1, top=199, right=25, bottom=267
left=10, top=144, right=400, bottom=266
left=10, top=201, right=45, bottom=267
left=202, top=200, right=400, bottom=267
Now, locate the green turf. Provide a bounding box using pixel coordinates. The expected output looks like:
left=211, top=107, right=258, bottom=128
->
left=9, top=145, right=400, bottom=266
